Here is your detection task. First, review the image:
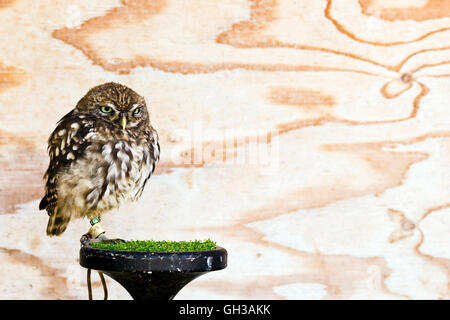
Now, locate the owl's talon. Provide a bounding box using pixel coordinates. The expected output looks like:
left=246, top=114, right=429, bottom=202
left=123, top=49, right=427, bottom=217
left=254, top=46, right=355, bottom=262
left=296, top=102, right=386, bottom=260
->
left=80, top=221, right=106, bottom=246
left=80, top=234, right=92, bottom=246
left=80, top=232, right=125, bottom=246
left=95, top=232, right=108, bottom=241
left=80, top=232, right=105, bottom=246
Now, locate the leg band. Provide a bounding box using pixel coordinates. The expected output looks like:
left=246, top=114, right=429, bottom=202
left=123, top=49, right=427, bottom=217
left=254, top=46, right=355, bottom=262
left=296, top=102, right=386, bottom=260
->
left=90, top=217, right=101, bottom=226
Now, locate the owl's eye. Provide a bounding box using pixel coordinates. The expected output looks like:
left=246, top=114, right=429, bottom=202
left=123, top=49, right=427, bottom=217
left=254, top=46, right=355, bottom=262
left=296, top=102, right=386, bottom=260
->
left=99, top=106, right=113, bottom=113
left=133, top=107, right=142, bottom=115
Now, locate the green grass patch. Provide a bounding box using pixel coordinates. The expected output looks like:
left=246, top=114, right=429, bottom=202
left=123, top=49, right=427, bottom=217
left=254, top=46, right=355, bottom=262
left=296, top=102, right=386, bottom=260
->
left=90, top=239, right=217, bottom=252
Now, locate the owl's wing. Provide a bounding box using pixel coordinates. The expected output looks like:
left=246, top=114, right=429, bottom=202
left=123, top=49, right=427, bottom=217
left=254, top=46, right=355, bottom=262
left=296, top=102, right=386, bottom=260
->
left=39, top=111, right=93, bottom=215
left=134, top=131, right=160, bottom=200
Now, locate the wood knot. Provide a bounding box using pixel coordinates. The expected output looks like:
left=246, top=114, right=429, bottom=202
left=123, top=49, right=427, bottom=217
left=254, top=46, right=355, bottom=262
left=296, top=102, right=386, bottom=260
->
left=400, top=73, right=413, bottom=83
left=401, top=220, right=415, bottom=231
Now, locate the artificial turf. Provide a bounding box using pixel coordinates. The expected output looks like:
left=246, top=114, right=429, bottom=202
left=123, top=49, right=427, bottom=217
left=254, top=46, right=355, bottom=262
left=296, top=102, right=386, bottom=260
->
left=90, top=239, right=217, bottom=252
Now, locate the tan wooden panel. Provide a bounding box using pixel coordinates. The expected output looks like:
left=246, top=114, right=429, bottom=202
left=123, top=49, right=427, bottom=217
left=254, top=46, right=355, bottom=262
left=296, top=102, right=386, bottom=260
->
left=0, top=0, right=448, bottom=299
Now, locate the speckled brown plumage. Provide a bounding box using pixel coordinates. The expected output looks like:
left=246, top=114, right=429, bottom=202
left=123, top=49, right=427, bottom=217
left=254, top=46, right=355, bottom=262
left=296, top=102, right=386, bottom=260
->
left=39, top=82, right=160, bottom=236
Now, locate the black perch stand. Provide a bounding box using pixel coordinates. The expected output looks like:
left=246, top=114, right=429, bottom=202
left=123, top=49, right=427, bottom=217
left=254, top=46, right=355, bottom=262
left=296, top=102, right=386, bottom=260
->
left=79, top=244, right=227, bottom=300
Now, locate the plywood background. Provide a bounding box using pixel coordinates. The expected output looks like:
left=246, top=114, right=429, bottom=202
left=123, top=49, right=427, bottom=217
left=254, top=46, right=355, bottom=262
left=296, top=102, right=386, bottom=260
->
left=0, top=0, right=449, bottom=299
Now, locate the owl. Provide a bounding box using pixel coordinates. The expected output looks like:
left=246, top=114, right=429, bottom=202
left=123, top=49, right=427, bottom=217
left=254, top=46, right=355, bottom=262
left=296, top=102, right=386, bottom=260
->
left=39, top=82, right=160, bottom=242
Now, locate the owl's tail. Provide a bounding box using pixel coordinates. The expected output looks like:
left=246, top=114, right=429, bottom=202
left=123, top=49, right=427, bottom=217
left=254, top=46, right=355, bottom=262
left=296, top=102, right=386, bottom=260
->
left=46, top=211, right=71, bottom=236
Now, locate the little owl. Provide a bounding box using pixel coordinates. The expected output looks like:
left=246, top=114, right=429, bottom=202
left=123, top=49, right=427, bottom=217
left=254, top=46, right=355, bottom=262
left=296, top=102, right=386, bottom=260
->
left=39, top=82, right=160, bottom=243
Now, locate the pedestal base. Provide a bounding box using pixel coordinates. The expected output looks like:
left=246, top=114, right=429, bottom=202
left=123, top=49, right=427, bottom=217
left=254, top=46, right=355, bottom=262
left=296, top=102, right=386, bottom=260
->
left=79, top=244, right=227, bottom=300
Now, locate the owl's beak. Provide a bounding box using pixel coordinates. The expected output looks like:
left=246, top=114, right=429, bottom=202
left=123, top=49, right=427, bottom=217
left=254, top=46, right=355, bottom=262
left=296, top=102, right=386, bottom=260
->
left=119, top=116, right=127, bottom=130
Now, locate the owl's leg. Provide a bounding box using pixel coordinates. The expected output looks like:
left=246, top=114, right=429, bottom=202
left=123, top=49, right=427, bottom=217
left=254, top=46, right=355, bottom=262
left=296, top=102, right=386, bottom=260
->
left=80, top=215, right=125, bottom=246
left=88, top=217, right=107, bottom=239
left=80, top=215, right=107, bottom=245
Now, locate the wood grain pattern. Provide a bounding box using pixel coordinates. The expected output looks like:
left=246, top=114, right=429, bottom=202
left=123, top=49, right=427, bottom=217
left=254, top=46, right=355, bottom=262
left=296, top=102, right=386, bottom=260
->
left=0, top=0, right=448, bottom=299
left=0, top=62, right=25, bottom=91
left=360, top=0, right=450, bottom=22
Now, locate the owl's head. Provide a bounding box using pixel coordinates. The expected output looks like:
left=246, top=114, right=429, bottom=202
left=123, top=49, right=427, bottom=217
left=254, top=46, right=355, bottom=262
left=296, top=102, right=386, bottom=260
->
left=75, top=82, right=150, bottom=131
